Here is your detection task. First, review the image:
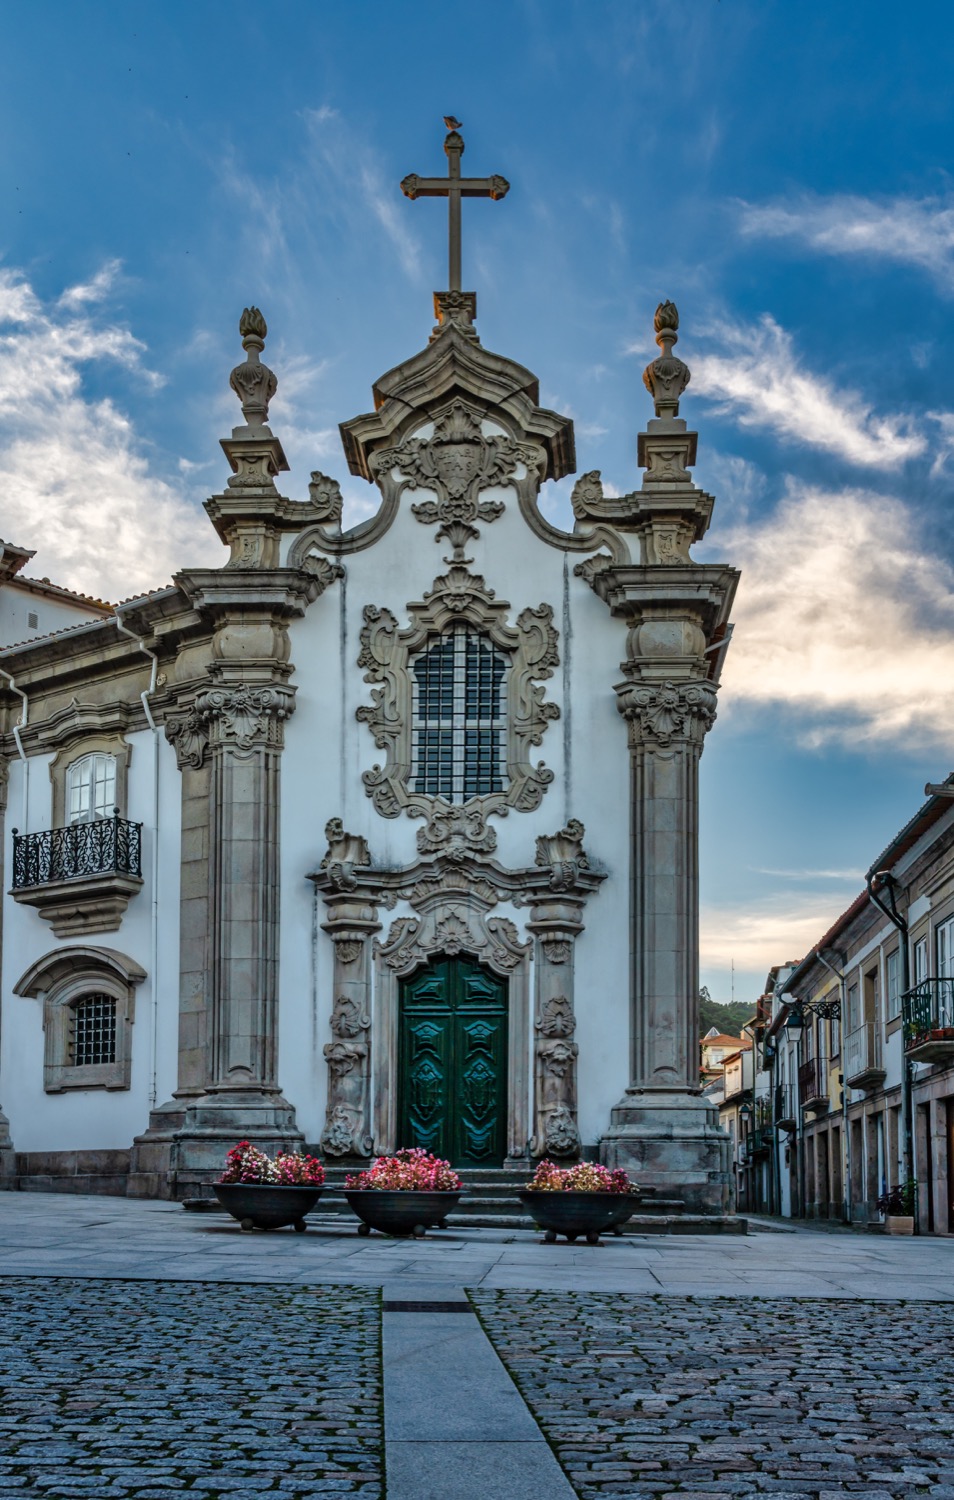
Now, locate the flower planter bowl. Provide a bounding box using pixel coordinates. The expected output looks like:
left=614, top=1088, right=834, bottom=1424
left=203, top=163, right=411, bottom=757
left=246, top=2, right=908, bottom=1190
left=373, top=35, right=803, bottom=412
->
left=519, top=1189, right=639, bottom=1244
left=214, top=1182, right=323, bottom=1232
left=884, top=1214, right=915, bottom=1236
left=344, top=1189, right=462, bottom=1237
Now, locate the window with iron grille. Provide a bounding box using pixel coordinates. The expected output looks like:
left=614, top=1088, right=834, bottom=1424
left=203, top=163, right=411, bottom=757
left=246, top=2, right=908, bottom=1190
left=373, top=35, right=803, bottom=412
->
left=71, top=993, right=117, bottom=1067
left=410, top=626, right=508, bottom=802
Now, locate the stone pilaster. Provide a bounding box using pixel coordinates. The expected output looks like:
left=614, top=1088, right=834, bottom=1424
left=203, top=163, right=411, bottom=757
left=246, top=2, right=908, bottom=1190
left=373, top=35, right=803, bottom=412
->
left=317, top=822, right=382, bottom=1159
left=168, top=676, right=303, bottom=1191
left=575, top=300, right=739, bottom=1214
left=526, top=843, right=589, bottom=1161
left=597, top=674, right=731, bottom=1212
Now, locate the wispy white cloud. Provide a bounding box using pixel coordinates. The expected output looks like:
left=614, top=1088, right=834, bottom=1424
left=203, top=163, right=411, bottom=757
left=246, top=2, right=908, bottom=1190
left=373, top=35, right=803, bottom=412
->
left=752, top=866, right=865, bottom=882
left=738, top=192, right=954, bottom=293
left=690, top=314, right=925, bottom=469
left=716, top=481, right=954, bottom=749
left=0, top=265, right=220, bottom=601
left=57, top=259, right=124, bottom=311
left=701, top=891, right=850, bottom=974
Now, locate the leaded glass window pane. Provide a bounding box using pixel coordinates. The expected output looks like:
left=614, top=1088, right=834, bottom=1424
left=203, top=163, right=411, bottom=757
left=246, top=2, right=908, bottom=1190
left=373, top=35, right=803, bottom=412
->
left=71, top=993, right=117, bottom=1066
left=411, top=626, right=508, bottom=802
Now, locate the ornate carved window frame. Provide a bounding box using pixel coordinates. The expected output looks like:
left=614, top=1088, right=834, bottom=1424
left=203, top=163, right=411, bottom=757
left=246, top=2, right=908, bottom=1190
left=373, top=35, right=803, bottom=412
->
left=357, top=563, right=559, bottom=851
left=14, top=947, right=146, bottom=1093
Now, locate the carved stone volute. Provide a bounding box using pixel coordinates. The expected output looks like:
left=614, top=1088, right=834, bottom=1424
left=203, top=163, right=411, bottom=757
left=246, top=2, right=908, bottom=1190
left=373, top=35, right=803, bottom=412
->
left=320, top=818, right=372, bottom=892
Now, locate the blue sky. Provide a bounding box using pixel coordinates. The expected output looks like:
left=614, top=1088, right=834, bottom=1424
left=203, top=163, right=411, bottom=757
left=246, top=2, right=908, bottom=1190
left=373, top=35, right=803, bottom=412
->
left=2, top=0, right=953, bottom=1004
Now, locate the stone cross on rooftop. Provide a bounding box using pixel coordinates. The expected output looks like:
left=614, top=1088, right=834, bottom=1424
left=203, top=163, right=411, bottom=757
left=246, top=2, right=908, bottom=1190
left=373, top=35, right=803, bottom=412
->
left=401, top=120, right=510, bottom=293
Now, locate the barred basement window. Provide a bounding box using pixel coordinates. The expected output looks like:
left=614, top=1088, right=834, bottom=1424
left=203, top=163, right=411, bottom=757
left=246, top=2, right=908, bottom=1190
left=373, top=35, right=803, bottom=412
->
left=71, top=993, right=117, bottom=1067
left=411, top=625, right=508, bottom=802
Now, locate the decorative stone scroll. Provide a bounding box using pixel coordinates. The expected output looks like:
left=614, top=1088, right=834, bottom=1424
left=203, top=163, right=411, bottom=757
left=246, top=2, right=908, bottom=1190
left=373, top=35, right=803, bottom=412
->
left=164, top=705, right=209, bottom=770
left=369, top=399, right=544, bottom=560
left=356, top=564, right=559, bottom=852
left=320, top=818, right=372, bottom=892
left=320, top=994, right=372, bottom=1157
left=535, top=818, right=590, bottom=892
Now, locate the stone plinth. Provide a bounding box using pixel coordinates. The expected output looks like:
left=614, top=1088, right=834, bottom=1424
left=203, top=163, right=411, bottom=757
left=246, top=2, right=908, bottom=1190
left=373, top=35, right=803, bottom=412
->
left=0, top=1107, right=15, bottom=1189
left=601, top=1090, right=731, bottom=1214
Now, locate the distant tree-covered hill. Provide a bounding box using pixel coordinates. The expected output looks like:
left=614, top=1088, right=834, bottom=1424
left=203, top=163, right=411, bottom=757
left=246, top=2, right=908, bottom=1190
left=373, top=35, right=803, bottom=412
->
left=698, top=992, right=755, bottom=1039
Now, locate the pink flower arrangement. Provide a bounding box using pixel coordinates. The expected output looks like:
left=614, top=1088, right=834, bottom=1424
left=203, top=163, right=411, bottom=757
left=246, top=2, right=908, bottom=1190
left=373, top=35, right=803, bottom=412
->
left=526, top=1159, right=637, bottom=1195
left=219, top=1141, right=325, bottom=1187
left=345, top=1147, right=462, bottom=1192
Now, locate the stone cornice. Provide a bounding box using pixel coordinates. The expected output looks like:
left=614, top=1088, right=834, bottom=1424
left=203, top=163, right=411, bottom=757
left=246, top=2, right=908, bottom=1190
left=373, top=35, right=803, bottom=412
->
left=575, top=559, right=739, bottom=643
left=339, top=322, right=575, bottom=483
left=309, top=850, right=606, bottom=908
left=174, top=564, right=341, bottom=621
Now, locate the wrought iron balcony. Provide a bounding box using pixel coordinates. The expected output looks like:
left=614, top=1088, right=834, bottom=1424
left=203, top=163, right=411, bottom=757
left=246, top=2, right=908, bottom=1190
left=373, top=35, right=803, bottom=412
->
left=10, top=814, right=143, bottom=938
left=798, top=1055, right=830, bottom=1112
left=844, top=1021, right=886, bottom=1091
left=902, top=979, right=954, bottom=1063
left=774, top=1082, right=797, bottom=1132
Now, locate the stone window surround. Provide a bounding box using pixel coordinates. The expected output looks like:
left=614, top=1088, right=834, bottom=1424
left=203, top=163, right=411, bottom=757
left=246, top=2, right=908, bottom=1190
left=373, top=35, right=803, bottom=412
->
left=356, top=563, right=560, bottom=841
left=13, top=946, right=146, bottom=1093
left=49, top=734, right=131, bottom=828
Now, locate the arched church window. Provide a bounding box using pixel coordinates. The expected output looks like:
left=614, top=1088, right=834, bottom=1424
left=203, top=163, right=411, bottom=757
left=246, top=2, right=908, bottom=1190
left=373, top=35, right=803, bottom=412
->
left=411, top=625, right=508, bottom=802
left=71, top=993, right=118, bottom=1067
left=66, top=753, right=117, bottom=824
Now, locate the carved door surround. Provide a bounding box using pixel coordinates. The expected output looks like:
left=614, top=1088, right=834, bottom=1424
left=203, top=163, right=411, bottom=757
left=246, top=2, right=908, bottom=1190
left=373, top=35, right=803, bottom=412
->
left=356, top=561, right=560, bottom=858
left=310, top=817, right=604, bottom=1165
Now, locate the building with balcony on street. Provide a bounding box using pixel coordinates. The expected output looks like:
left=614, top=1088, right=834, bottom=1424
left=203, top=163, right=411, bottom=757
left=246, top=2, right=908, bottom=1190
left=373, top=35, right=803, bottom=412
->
left=759, top=776, right=954, bottom=1235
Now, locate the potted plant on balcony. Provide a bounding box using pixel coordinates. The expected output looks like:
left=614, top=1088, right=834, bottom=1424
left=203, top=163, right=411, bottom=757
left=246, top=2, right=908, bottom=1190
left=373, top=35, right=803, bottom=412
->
left=214, top=1141, right=325, bottom=1231
left=343, top=1148, right=462, bottom=1237
left=876, top=1179, right=916, bottom=1236
left=519, top=1159, right=641, bottom=1244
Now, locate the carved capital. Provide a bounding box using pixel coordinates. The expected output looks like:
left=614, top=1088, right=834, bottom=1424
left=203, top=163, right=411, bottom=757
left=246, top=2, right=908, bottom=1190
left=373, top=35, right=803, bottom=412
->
left=616, top=679, right=717, bottom=751
left=164, top=705, right=209, bottom=770
left=197, top=684, right=295, bottom=753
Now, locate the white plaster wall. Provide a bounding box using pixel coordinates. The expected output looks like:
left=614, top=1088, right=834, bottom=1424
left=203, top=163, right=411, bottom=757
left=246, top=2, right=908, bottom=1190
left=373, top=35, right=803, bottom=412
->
left=278, top=461, right=633, bottom=1148
left=0, top=729, right=182, bottom=1152
left=0, top=587, right=103, bottom=648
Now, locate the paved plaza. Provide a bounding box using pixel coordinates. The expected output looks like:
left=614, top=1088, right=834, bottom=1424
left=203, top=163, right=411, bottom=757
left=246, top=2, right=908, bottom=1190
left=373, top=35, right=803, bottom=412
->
left=0, top=1195, right=951, bottom=1497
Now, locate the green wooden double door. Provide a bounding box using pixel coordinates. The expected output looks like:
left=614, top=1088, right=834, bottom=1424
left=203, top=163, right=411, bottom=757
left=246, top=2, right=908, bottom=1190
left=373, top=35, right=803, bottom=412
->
left=398, top=957, right=508, bottom=1168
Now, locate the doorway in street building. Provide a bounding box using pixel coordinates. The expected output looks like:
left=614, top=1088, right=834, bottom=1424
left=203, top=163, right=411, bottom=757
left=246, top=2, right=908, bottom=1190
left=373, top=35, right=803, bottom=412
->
left=398, top=955, right=508, bottom=1168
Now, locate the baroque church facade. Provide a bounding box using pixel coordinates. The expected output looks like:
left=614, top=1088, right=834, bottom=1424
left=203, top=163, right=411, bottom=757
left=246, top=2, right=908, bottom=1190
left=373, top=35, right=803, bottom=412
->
left=0, top=128, right=739, bottom=1213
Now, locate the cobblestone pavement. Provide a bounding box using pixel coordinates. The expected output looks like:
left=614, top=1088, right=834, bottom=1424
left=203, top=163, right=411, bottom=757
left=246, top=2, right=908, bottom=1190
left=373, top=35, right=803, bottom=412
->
left=0, top=1278, right=382, bottom=1499
left=473, top=1291, right=954, bottom=1500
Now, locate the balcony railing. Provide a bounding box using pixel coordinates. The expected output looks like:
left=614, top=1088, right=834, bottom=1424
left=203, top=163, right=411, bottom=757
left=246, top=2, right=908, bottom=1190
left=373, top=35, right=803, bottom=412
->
left=798, top=1054, right=829, bottom=1109
left=12, top=815, right=142, bottom=889
left=844, top=1021, right=885, bottom=1089
left=902, top=979, right=954, bottom=1062
left=774, top=1082, right=797, bottom=1130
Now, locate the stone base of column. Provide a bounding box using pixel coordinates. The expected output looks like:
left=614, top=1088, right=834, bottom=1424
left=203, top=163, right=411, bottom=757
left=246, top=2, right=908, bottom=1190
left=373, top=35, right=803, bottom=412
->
left=0, top=1108, right=15, bottom=1189
left=130, top=1088, right=304, bottom=1202
left=599, top=1090, right=732, bottom=1215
